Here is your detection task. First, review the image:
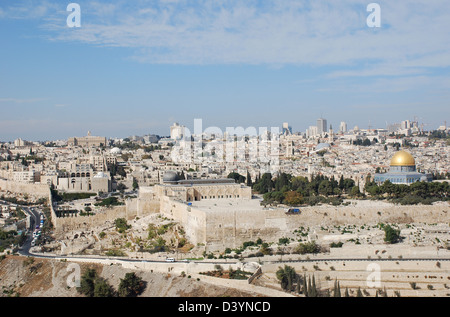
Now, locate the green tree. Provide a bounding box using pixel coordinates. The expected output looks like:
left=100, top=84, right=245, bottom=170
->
left=132, top=179, right=139, bottom=190
left=309, top=275, right=318, bottom=297
left=333, top=279, right=341, bottom=297
left=227, top=172, right=246, bottom=184
left=294, top=241, right=320, bottom=255
left=344, top=288, right=350, bottom=297
left=274, top=173, right=291, bottom=191
left=276, top=265, right=297, bottom=291
left=384, top=224, right=401, bottom=244
left=77, top=269, right=98, bottom=297
left=118, top=272, right=145, bottom=297
left=246, top=171, right=253, bottom=187
left=356, top=287, right=363, bottom=297
left=302, top=274, right=308, bottom=296
left=284, top=191, right=303, bottom=205
left=94, top=277, right=115, bottom=297
left=114, top=218, right=131, bottom=233
left=253, top=173, right=273, bottom=194
left=350, top=186, right=362, bottom=197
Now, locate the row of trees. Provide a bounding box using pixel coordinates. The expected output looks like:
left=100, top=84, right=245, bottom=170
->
left=0, top=229, right=26, bottom=253
left=276, top=265, right=392, bottom=297
left=77, top=269, right=145, bottom=297
left=365, top=179, right=450, bottom=204
left=275, top=266, right=353, bottom=297
left=228, top=171, right=449, bottom=206
left=250, top=173, right=360, bottom=206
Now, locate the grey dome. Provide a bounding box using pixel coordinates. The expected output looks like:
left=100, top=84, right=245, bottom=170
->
left=316, top=143, right=331, bottom=151
left=163, top=171, right=180, bottom=183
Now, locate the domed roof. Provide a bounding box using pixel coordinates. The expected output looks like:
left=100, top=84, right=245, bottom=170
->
left=316, top=143, right=331, bottom=151
left=163, top=171, right=180, bottom=183
left=390, top=151, right=415, bottom=167
left=110, top=147, right=122, bottom=154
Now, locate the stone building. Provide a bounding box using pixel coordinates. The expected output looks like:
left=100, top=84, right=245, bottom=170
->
left=137, top=172, right=285, bottom=252
left=67, top=131, right=107, bottom=148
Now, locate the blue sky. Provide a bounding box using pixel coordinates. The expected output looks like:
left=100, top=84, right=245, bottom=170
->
left=0, top=0, right=449, bottom=141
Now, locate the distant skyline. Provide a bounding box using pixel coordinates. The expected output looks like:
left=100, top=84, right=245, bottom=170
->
left=1, top=0, right=449, bottom=141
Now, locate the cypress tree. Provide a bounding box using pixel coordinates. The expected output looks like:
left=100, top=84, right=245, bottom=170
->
left=303, top=274, right=308, bottom=296
left=356, top=287, right=363, bottom=297
left=311, top=275, right=318, bottom=297
left=307, top=276, right=312, bottom=297
left=333, top=279, right=341, bottom=297
left=246, top=170, right=252, bottom=187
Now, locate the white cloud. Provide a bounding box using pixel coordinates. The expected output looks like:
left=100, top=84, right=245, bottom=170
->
left=9, top=0, right=450, bottom=73
left=0, top=98, right=47, bottom=104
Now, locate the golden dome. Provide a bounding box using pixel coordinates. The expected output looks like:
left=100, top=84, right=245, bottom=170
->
left=390, top=150, right=415, bottom=166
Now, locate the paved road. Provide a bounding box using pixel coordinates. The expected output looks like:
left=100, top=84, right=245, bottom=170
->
left=18, top=206, right=42, bottom=257
left=17, top=246, right=450, bottom=266
left=267, top=257, right=450, bottom=263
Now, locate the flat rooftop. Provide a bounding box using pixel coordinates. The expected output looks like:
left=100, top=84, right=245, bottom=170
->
left=163, top=178, right=237, bottom=186
left=188, top=198, right=264, bottom=212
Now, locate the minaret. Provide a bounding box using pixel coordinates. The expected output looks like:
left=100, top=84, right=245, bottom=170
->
left=329, top=124, right=334, bottom=143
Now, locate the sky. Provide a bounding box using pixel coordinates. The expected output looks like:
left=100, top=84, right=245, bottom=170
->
left=0, top=0, right=449, bottom=141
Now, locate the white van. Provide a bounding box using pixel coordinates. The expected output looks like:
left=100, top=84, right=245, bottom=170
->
left=165, top=258, right=175, bottom=262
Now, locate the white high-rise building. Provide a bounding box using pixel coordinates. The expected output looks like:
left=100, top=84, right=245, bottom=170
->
left=282, top=122, right=292, bottom=135
left=401, top=120, right=411, bottom=129
left=170, top=123, right=186, bottom=140
left=307, top=126, right=318, bottom=138
left=339, top=121, right=348, bottom=133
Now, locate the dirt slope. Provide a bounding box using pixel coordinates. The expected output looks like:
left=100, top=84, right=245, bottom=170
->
left=0, top=255, right=260, bottom=297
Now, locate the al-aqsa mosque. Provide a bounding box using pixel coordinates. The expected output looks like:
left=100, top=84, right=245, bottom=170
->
left=374, top=150, right=432, bottom=185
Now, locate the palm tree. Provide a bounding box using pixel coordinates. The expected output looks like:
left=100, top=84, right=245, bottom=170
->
left=276, top=265, right=296, bottom=291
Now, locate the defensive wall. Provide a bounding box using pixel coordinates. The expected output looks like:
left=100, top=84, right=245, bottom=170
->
left=51, top=198, right=142, bottom=236
left=2, top=177, right=448, bottom=253
left=158, top=197, right=449, bottom=252
left=284, top=201, right=450, bottom=230
left=0, top=178, right=50, bottom=198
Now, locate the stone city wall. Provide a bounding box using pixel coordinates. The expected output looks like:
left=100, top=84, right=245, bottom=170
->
left=52, top=198, right=145, bottom=236
left=160, top=196, right=207, bottom=247
left=284, top=201, right=450, bottom=229
left=136, top=187, right=161, bottom=217
left=205, top=207, right=281, bottom=252
left=0, top=178, right=50, bottom=198
left=159, top=197, right=287, bottom=252
left=158, top=198, right=449, bottom=252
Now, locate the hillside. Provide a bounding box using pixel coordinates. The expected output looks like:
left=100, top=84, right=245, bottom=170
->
left=0, top=255, right=260, bottom=297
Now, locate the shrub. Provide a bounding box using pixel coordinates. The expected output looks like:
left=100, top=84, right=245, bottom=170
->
left=383, top=225, right=401, bottom=244
left=330, top=242, right=344, bottom=248
left=294, top=241, right=321, bottom=255
left=114, top=218, right=131, bottom=233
